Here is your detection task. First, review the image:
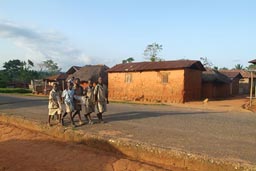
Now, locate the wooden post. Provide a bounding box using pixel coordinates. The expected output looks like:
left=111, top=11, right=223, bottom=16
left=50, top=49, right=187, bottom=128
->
left=255, top=81, right=256, bottom=98
left=250, top=71, right=253, bottom=107
left=62, top=80, right=65, bottom=91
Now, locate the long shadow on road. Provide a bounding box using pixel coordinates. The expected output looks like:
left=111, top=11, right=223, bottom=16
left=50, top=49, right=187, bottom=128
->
left=104, top=110, right=220, bottom=122
left=0, top=99, right=47, bottom=109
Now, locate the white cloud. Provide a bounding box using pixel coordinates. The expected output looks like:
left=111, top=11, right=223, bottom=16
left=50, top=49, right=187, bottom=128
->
left=0, top=19, right=92, bottom=71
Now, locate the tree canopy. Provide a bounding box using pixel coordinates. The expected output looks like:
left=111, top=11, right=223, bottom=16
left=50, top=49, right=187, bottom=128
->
left=122, top=57, right=134, bottom=64
left=38, top=59, right=61, bottom=74
left=233, top=64, right=244, bottom=70
left=144, top=43, right=163, bottom=62
left=200, top=57, right=213, bottom=68
left=246, top=64, right=256, bottom=71
left=0, top=59, right=61, bottom=88
left=1, top=59, right=39, bottom=85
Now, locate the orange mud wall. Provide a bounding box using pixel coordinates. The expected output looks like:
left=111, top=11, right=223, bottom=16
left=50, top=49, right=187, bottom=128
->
left=184, top=69, right=202, bottom=102
left=108, top=70, right=187, bottom=103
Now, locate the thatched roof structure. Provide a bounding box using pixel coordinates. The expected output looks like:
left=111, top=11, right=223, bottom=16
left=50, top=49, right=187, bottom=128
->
left=202, top=68, right=231, bottom=84
left=66, top=66, right=81, bottom=75
left=44, top=73, right=68, bottom=81
left=67, top=65, right=109, bottom=84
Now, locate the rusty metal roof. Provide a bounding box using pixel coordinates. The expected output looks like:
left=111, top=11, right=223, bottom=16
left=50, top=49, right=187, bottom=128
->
left=108, top=60, right=205, bottom=72
left=249, top=59, right=256, bottom=64
left=219, top=69, right=255, bottom=78
left=219, top=70, right=243, bottom=80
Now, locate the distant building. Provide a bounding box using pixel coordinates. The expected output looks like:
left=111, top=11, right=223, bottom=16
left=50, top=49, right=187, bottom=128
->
left=219, top=70, right=242, bottom=95
left=67, top=65, right=109, bottom=88
left=238, top=70, right=254, bottom=94
left=43, top=73, right=68, bottom=94
left=66, top=66, right=81, bottom=75
left=219, top=70, right=256, bottom=94
left=202, top=68, right=231, bottom=99
left=108, top=60, right=205, bottom=103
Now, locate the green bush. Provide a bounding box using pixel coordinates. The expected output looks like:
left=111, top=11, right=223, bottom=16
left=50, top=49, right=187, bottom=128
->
left=0, top=88, right=32, bottom=94
left=0, top=81, right=7, bottom=88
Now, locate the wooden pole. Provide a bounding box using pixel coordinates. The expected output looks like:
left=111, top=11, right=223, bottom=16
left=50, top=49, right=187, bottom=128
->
left=250, top=71, right=253, bottom=107
left=62, top=80, right=65, bottom=91
left=255, top=81, right=256, bottom=97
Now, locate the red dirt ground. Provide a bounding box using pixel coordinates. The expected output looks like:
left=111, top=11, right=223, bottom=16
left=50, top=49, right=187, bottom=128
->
left=0, top=122, right=188, bottom=171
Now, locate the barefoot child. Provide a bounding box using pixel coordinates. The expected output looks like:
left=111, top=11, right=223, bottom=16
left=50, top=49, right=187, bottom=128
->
left=48, top=83, right=62, bottom=126
left=94, top=77, right=108, bottom=123
left=84, top=80, right=95, bottom=124
left=72, top=78, right=84, bottom=125
left=61, top=81, right=75, bottom=126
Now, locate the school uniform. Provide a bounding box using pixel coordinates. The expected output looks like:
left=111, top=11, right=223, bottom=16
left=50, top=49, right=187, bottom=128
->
left=94, top=83, right=108, bottom=113
left=48, top=89, right=62, bottom=116
left=62, top=88, right=75, bottom=113
left=73, top=85, right=84, bottom=111
left=84, top=86, right=95, bottom=114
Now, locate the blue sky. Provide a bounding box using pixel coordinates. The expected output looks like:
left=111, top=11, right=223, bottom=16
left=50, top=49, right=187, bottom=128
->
left=0, top=0, right=255, bottom=71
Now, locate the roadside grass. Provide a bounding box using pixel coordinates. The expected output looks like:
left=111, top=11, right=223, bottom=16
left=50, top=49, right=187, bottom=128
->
left=0, top=88, right=32, bottom=94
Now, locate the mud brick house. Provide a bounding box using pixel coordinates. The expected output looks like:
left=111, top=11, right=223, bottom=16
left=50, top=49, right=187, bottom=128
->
left=202, top=68, right=231, bottom=99
left=219, top=70, right=242, bottom=95
left=108, top=60, right=205, bottom=103
left=67, top=65, right=109, bottom=88
left=238, top=70, right=256, bottom=94
left=223, top=69, right=256, bottom=95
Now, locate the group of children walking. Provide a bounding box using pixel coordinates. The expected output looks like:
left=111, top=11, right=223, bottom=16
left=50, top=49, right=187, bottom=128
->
left=48, top=76, right=108, bottom=127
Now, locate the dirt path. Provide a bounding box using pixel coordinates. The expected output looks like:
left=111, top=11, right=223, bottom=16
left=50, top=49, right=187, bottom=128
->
left=0, top=122, right=188, bottom=171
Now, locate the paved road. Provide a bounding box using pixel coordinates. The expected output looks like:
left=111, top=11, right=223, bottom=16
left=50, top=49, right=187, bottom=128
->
left=0, top=93, right=256, bottom=164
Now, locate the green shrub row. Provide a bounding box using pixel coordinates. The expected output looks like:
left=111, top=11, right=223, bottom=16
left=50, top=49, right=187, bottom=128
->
left=0, top=88, right=32, bottom=94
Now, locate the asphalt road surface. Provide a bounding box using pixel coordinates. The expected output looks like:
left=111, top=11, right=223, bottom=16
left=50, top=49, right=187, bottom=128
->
left=0, top=94, right=256, bottom=165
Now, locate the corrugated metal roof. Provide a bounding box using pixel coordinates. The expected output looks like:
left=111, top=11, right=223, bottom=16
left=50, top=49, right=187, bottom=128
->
left=249, top=59, right=256, bottom=64
left=219, top=70, right=243, bottom=79
left=108, top=60, right=205, bottom=72
left=219, top=69, right=255, bottom=78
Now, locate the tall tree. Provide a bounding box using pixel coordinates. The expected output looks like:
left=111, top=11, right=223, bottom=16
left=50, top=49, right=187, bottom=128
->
left=3, top=59, right=24, bottom=73
left=246, top=64, right=256, bottom=71
left=126, top=57, right=134, bottom=63
left=39, top=59, right=61, bottom=74
left=122, top=57, right=134, bottom=63
left=144, top=43, right=163, bottom=62
left=2, top=59, right=37, bottom=83
left=234, top=64, right=244, bottom=70
left=219, top=67, right=229, bottom=70
left=0, top=70, right=8, bottom=87
left=3, top=59, right=24, bottom=82
left=213, top=66, right=218, bottom=70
